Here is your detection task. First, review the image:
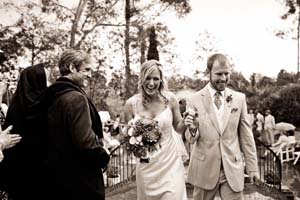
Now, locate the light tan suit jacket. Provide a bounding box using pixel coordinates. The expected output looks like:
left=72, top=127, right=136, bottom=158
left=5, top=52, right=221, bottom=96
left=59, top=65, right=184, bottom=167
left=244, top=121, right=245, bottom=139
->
left=185, top=84, right=258, bottom=192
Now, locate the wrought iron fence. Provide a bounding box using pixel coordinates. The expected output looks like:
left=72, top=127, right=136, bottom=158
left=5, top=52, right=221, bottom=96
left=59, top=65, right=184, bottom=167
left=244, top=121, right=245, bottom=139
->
left=103, top=136, right=286, bottom=198
left=103, top=144, right=136, bottom=192
left=255, top=138, right=282, bottom=192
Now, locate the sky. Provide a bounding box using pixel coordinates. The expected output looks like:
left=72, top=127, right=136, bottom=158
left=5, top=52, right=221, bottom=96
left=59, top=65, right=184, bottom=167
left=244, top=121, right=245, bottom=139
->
left=0, top=0, right=298, bottom=79
left=162, top=0, right=297, bottom=79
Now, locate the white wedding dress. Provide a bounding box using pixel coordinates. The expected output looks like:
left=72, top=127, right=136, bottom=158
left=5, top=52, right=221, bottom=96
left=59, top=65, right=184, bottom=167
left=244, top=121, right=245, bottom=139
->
left=131, top=97, right=187, bottom=200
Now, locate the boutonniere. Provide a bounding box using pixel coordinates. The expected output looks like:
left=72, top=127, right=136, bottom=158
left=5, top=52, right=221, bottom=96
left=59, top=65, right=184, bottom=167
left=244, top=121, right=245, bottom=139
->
left=226, top=94, right=233, bottom=106
left=231, top=108, right=238, bottom=113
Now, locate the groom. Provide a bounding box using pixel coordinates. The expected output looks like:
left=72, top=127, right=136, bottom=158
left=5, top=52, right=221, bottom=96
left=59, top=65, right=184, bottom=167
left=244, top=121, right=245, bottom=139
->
left=184, top=53, right=259, bottom=200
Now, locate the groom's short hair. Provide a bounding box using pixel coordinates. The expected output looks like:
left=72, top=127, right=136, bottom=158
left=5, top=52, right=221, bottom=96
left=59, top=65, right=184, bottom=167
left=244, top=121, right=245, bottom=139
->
left=207, top=53, right=229, bottom=72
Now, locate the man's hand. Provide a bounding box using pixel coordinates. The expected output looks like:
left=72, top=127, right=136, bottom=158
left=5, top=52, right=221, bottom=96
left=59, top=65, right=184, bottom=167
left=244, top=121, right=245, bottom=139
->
left=184, top=108, right=198, bottom=128
left=0, top=126, right=22, bottom=151
left=249, top=171, right=260, bottom=184
left=183, top=109, right=199, bottom=136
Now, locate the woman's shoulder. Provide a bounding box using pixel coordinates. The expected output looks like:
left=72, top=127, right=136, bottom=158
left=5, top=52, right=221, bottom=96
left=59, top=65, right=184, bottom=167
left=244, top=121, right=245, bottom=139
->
left=162, top=90, right=177, bottom=100
left=125, top=94, right=143, bottom=114
left=126, top=93, right=141, bottom=105
left=163, top=91, right=177, bottom=104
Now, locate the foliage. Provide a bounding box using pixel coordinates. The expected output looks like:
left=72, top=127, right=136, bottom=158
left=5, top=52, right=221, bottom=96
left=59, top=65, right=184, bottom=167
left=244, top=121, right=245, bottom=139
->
left=168, top=75, right=207, bottom=91
left=267, top=84, right=300, bottom=127
left=107, top=166, right=119, bottom=178
left=106, top=71, right=138, bottom=117
left=228, top=71, right=250, bottom=92
left=276, top=69, right=297, bottom=86
left=86, top=69, right=109, bottom=111
left=275, top=0, right=300, bottom=39
left=281, top=0, right=300, bottom=19
left=191, top=30, right=222, bottom=74
left=257, top=76, right=276, bottom=89
left=159, top=0, right=191, bottom=16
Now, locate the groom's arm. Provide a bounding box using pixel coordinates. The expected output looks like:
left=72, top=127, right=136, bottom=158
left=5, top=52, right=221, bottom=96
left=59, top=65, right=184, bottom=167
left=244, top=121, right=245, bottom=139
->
left=238, top=94, right=259, bottom=175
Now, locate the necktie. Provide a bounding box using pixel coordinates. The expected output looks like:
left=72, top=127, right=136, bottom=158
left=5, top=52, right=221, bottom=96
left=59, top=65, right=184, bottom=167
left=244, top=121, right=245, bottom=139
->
left=214, top=91, right=222, bottom=109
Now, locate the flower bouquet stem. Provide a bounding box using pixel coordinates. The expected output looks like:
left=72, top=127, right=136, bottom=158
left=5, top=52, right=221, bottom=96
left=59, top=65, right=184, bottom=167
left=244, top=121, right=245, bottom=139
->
left=140, top=151, right=150, bottom=163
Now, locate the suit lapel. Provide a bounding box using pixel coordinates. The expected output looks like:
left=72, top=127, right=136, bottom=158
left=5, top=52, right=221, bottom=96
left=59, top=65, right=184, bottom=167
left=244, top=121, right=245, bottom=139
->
left=221, top=90, right=232, bottom=134
left=201, top=86, right=222, bottom=134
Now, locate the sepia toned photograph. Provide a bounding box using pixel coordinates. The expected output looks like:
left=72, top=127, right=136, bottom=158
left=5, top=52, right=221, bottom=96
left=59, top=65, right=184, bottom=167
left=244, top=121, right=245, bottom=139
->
left=0, top=0, right=300, bottom=199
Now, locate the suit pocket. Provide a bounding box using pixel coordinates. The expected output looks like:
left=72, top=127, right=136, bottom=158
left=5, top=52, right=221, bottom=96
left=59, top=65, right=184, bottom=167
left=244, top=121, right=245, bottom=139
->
left=235, top=154, right=243, bottom=162
left=192, top=154, right=205, bottom=161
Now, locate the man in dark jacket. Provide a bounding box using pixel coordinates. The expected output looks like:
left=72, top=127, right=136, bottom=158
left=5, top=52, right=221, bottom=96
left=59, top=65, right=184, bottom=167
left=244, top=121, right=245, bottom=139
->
left=44, top=49, right=110, bottom=200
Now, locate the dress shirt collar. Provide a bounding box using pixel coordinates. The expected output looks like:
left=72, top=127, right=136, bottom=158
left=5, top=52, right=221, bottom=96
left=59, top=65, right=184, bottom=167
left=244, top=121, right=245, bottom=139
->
left=208, top=83, right=226, bottom=99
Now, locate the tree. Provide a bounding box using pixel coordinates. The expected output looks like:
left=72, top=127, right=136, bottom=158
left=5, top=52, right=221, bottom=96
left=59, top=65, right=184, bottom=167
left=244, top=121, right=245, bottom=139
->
left=0, top=0, right=191, bottom=104
left=147, top=26, right=159, bottom=61
left=276, top=69, right=297, bottom=86
left=228, top=71, right=249, bottom=92
left=192, top=30, right=222, bottom=74
left=275, top=0, right=300, bottom=77
left=257, top=76, right=275, bottom=88
left=268, top=84, right=300, bottom=127
left=123, top=0, right=190, bottom=98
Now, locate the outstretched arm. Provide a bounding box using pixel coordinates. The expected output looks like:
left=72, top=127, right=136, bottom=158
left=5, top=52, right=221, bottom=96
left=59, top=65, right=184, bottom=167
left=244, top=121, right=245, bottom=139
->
left=0, top=125, right=22, bottom=151
left=169, top=92, right=186, bottom=134
left=0, top=125, right=22, bottom=162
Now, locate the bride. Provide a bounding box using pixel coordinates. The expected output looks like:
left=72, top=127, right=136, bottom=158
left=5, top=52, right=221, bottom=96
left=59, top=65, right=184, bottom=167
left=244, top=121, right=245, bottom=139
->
left=123, top=60, right=188, bottom=200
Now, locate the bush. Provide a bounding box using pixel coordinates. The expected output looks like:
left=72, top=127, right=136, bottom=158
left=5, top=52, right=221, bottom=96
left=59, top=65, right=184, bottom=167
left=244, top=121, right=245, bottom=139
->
left=268, top=84, right=300, bottom=127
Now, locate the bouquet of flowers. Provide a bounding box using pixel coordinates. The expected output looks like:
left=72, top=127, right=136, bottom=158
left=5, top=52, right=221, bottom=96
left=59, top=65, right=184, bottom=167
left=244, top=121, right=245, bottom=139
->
left=124, top=117, right=162, bottom=163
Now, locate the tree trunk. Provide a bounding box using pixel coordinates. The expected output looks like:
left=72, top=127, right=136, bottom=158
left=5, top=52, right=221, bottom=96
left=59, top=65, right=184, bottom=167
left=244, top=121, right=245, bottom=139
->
left=70, top=0, right=88, bottom=48
left=138, top=26, right=146, bottom=65
left=124, top=0, right=131, bottom=99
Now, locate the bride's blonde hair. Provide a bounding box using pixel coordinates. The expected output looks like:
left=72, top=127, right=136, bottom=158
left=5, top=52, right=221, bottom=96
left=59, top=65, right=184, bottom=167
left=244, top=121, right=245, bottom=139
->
left=138, top=60, right=168, bottom=108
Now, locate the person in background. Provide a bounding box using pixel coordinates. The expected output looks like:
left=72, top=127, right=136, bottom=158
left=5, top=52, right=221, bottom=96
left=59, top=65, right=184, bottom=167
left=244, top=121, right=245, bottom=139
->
left=263, top=130, right=295, bottom=157
left=184, top=53, right=259, bottom=200
left=263, top=109, right=276, bottom=146
left=111, top=114, right=121, bottom=139
left=0, top=63, right=49, bottom=200
left=254, top=109, right=264, bottom=141
left=0, top=125, right=21, bottom=200
left=103, top=126, right=120, bottom=152
left=42, top=49, right=109, bottom=200
left=248, top=109, right=254, bottom=128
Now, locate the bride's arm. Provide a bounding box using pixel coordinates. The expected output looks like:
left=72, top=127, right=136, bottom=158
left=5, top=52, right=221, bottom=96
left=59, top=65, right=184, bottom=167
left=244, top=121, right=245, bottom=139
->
left=169, top=93, right=187, bottom=134
left=122, top=98, right=135, bottom=135
left=123, top=100, right=134, bottom=123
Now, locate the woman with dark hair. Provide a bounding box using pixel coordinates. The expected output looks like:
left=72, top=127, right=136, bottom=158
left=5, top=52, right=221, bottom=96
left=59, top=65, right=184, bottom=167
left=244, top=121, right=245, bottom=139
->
left=0, top=63, right=50, bottom=200
left=123, top=60, right=187, bottom=200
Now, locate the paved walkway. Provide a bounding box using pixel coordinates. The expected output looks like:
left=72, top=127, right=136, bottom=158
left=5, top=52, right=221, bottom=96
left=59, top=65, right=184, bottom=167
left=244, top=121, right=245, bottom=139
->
left=105, top=181, right=278, bottom=200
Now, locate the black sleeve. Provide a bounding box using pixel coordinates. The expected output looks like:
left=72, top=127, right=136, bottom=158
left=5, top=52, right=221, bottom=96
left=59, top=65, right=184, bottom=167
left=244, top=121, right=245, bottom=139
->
left=67, top=93, right=109, bottom=169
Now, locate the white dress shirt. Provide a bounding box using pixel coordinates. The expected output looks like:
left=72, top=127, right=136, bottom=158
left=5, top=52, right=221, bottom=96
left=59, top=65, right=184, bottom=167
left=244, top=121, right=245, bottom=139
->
left=208, top=84, right=226, bottom=130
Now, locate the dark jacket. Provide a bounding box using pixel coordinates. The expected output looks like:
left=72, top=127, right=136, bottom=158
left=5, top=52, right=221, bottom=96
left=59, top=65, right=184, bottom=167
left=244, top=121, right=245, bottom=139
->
left=44, top=77, right=109, bottom=200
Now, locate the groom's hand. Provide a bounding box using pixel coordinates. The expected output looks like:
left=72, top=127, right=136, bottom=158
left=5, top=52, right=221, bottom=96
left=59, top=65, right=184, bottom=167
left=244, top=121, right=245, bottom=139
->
left=249, top=171, right=260, bottom=184
left=184, top=112, right=196, bottom=128
left=183, top=110, right=199, bottom=137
